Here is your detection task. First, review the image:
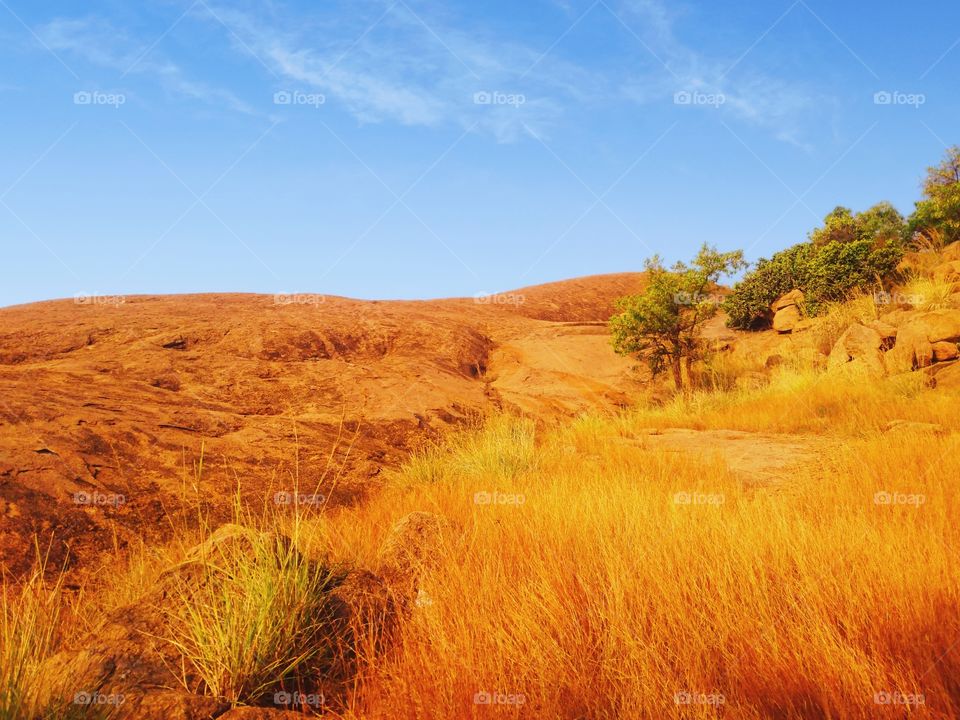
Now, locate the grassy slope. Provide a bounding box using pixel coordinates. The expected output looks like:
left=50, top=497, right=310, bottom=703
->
left=3, top=366, right=959, bottom=719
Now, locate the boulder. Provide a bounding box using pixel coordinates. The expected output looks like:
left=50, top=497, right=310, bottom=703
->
left=879, top=309, right=914, bottom=327
left=33, top=525, right=407, bottom=718
left=827, top=324, right=887, bottom=377
left=933, top=341, right=960, bottom=362
left=930, top=361, right=960, bottom=390
left=770, top=290, right=805, bottom=333
left=887, top=310, right=960, bottom=372
left=32, top=601, right=206, bottom=720
left=867, top=320, right=898, bottom=343
left=772, top=305, right=801, bottom=333
left=771, top=289, right=805, bottom=312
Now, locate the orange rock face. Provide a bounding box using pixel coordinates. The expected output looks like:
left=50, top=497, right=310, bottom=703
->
left=0, top=274, right=646, bottom=579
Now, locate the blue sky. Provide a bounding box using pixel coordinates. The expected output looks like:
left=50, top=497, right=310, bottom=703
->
left=1, top=0, right=958, bottom=307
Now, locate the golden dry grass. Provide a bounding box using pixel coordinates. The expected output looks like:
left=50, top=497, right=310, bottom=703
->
left=320, top=401, right=960, bottom=719
left=3, top=370, right=959, bottom=719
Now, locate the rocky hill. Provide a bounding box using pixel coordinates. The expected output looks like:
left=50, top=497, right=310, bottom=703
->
left=0, top=273, right=646, bottom=579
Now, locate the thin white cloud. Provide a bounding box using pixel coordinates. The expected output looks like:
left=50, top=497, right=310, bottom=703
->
left=192, top=1, right=600, bottom=142
left=618, top=0, right=819, bottom=147
left=36, top=16, right=258, bottom=116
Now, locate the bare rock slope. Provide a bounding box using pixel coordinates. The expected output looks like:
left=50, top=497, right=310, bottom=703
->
left=0, top=273, right=645, bottom=578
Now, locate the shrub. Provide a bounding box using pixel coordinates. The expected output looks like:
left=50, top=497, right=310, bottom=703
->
left=163, top=521, right=340, bottom=707
left=725, top=204, right=905, bottom=329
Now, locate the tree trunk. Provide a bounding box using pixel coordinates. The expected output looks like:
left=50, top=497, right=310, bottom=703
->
left=684, top=355, right=695, bottom=391
left=670, top=355, right=683, bottom=391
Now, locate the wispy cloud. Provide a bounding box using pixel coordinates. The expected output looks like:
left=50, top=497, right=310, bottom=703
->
left=36, top=16, right=258, bottom=116
left=617, top=0, right=820, bottom=147
left=190, top=1, right=601, bottom=142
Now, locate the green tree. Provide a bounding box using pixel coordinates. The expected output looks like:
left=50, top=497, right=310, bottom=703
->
left=611, top=245, right=746, bottom=391
left=909, top=146, right=960, bottom=246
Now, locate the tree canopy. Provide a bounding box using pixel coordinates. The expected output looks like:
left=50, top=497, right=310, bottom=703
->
left=611, top=245, right=745, bottom=390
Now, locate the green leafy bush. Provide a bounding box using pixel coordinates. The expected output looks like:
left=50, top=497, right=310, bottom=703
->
left=724, top=204, right=905, bottom=329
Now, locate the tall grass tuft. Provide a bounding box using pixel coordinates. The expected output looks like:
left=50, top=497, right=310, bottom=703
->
left=0, top=551, right=65, bottom=720
left=163, top=499, right=340, bottom=708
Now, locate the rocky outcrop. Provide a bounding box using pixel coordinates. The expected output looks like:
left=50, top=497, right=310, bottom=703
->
left=886, top=310, right=960, bottom=372
left=930, top=361, right=960, bottom=389
left=771, top=290, right=804, bottom=334
left=827, top=323, right=888, bottom=377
